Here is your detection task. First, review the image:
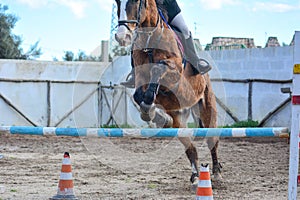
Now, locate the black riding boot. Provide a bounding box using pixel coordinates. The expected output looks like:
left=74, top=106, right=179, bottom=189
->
left=184, top=34, right=212, bottom=75
left=120, top=68, right=135, bottom=88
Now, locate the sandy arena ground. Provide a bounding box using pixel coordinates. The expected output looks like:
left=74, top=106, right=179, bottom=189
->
left=0, top=132, right=297, bottom=199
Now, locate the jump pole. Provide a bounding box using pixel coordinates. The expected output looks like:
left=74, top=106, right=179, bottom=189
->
left=288, top=31, right=300, bottom=200
left=0, top=126, right=289, bottom=138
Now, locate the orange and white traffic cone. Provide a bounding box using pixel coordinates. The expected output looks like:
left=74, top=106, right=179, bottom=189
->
left=196, top=164, right=213, bottom=200
left=50, top=152, right=79, bottom=200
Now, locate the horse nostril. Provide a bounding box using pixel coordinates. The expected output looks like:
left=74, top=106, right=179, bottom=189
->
left=115, top=34, right=121, bottom=44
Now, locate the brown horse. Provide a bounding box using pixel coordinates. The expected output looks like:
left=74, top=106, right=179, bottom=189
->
left=114, top=0, right=222, bottom=185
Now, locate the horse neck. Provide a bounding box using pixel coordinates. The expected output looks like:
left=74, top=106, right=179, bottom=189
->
left=133, top=0, right=181, bottom=64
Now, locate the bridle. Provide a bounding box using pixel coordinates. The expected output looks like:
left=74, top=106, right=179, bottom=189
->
left=117, top=0, right=145, bottom=32
left=117, top=0, right=165, bottom=59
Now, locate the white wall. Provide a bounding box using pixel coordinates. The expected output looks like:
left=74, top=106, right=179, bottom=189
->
left=0, top=45, right=294, bottom=128
left=0, top=60, right=110, bottom=127
left=199, top=46, right=293, bottom=127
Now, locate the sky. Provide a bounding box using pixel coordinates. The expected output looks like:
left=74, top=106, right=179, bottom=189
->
left=1, top=0, right=300, bottom=61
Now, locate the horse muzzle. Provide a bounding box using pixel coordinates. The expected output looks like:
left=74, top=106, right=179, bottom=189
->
left=115, top=26, right=132, bottom=47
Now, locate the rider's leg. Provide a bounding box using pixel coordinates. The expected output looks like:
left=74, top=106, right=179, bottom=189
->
left=120, top=56, right=135, bottom=88
left=120, top=67, right=135, bottom=88
left=170, top=13, right=212, bottom=75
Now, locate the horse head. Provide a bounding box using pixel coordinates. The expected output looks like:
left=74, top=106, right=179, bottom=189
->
left=114, top=0, right=148, bottom=46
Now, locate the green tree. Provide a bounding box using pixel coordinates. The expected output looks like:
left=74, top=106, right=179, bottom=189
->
left=63, top=50, right=102, bottom=62
left=0, top=4, right=42, bottom=59
left=75, top=50, right=87, bottom=61
left=282, top=42, right=289, bottom=46
left=62, top=51, right=74, bottom=61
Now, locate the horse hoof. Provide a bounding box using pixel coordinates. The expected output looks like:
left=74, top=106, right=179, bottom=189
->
left=140, top=113, right=153, bottom=121
left=212, top=172, right=223, bottom=181
left=152, top=108, right=173, bottom=128
left=211, top=174, right=227, bottom=190
left=190, top=177, right=198, bottom=191
left=140, top=102, right=155, bottom=121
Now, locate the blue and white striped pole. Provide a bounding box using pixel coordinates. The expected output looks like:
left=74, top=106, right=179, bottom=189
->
left=0, top=126, right=289, bottom=138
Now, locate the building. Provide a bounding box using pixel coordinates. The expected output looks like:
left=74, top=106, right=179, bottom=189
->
left=205, top=37, right=256, bottom=50
left=204, top=35, right=296, bottom=50
left=265, top=37, right=280, bottom=47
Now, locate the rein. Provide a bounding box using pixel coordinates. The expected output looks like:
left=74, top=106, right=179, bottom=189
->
left=134, top=16, right=164, bottom=52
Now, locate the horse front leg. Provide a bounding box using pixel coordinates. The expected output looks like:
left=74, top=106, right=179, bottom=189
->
left=134, top=86, right=173, bottom=127
left=136, top=64, right=173, bottom=127
left=133, top=63, right=165, bottom=107
left=143, top=64, right=166, bottom=105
